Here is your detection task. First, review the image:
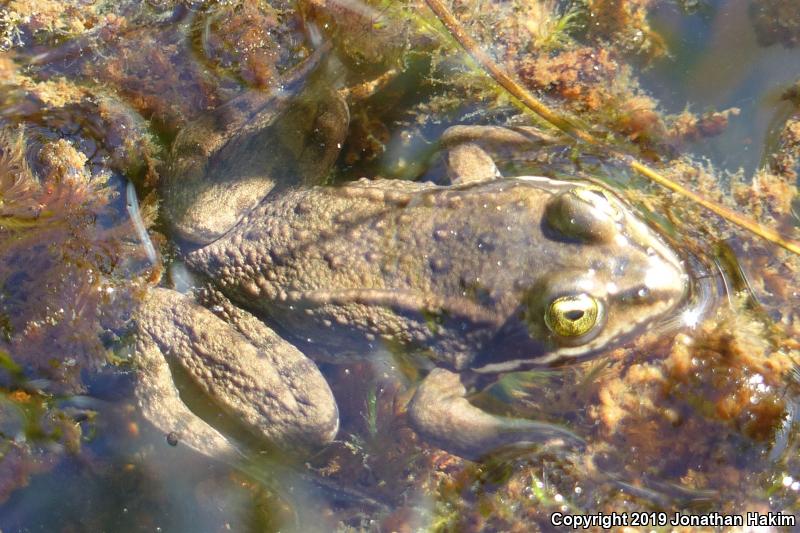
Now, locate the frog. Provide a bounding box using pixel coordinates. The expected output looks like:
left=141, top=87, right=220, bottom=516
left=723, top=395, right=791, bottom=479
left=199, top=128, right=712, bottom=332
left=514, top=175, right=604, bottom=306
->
left=133, top=55, right=690, bottom=461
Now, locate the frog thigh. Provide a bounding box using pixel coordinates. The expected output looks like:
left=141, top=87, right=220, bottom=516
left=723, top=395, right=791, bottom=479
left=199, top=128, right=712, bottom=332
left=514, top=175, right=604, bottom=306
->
left=135, top=288, right=339, bottom=456
left=408, top=369, right=584, bottom=460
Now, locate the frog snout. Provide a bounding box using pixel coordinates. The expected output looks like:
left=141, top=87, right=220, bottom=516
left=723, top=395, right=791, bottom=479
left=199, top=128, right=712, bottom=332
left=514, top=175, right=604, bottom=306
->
left=624, top=250, right=689, bottom=314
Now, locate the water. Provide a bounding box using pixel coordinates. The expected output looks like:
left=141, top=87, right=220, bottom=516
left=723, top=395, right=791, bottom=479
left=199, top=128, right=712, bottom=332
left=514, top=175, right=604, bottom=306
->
left=644, top=0, right=800, bottom=175
left=0, top=0, right=798, bottom=531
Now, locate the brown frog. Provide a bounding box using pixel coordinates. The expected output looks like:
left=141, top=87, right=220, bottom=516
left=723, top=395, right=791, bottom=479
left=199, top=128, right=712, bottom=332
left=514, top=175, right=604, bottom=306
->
left=133, top=58, right=689, bottom=460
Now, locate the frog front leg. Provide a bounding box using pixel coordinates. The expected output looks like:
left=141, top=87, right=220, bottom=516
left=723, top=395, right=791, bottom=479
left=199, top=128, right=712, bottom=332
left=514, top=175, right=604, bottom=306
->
left=408, top=369, right=584, bottom=460
left=441, top=125, right=566, bottom=185
left=135, top=288, right=339, bottom=457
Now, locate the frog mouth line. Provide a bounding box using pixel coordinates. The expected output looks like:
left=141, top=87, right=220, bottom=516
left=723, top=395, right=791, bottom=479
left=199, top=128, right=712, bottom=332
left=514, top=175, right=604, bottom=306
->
left=470, top=251, right=720, bottom=375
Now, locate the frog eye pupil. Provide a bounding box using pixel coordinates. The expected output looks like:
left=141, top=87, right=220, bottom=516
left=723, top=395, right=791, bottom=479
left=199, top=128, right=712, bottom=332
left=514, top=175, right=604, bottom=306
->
left=544, top=294, right=601, bottom=338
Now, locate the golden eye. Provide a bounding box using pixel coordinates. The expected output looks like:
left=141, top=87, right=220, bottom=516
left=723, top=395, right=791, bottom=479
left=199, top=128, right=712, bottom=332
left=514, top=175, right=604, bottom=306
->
left=544, top=294, right=601, bottom=337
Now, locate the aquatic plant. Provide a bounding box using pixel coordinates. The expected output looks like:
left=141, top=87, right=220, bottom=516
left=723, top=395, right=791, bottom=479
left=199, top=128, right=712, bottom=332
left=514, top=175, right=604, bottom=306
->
left=425, top=0, right=800, bottom=255
left=0, top=126, right=146, bottom=503
left=750, top=0, right=800, bottom=49
left=0, top=8, right=26, bottom=52
left=0, top=0, right=798, bottom=527
left=521, top=0, right=583, bottom=52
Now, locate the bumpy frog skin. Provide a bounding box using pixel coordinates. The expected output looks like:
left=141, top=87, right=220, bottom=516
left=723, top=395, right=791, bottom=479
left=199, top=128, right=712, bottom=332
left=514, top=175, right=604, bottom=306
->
left=134, top=77, right=689, bottom=460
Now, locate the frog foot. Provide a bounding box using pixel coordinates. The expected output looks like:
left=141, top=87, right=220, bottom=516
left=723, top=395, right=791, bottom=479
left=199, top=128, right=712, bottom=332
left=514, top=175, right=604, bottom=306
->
left=408, top=369, right=584, bottom=460
left=134, top=288, right=339, bottom=457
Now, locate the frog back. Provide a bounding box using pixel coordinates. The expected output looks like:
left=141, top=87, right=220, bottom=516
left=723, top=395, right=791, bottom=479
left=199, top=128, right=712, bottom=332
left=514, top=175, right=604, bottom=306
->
left=188, top=178, right=686, bottom=370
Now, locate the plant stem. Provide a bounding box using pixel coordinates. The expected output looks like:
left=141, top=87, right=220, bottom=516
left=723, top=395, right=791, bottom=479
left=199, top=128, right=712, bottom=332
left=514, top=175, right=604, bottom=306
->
left=424, top=0, right=800, bottom=256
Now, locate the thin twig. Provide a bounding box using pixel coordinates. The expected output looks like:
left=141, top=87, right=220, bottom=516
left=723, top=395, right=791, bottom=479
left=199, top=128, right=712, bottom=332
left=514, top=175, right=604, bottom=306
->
left=424, top=0, right=800, bottom=256
left=628, top=160, right=800, bottom=255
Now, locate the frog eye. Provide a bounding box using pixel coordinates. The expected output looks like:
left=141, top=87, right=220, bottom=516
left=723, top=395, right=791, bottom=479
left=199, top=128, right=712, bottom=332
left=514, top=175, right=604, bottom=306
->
left=544, top=294, right=602, bottom=338
left=572, top=186, right=624, bottom=222
left=545, top=185, right=623, bottom=243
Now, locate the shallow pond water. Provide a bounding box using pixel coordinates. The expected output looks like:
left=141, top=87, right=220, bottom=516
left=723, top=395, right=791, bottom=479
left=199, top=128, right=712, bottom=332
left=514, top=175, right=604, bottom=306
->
left=0, top=0, right=798, bottom=531
left=644, top=0, right=800, bottom=174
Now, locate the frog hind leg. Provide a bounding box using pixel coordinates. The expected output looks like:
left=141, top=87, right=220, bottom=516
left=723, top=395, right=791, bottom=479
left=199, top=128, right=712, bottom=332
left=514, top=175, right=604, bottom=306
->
left=407, top=368, right=583, bottom=460
left=135, top=332, right=238, bottom=458
left=135, top=288, right=339, bottom=457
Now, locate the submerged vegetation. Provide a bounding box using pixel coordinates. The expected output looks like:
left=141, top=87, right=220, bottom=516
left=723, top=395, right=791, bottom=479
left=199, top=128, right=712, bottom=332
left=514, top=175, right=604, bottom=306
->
left=0, top=0, right=798, bottom=529
left=0, top=126, right=130, bottom=503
